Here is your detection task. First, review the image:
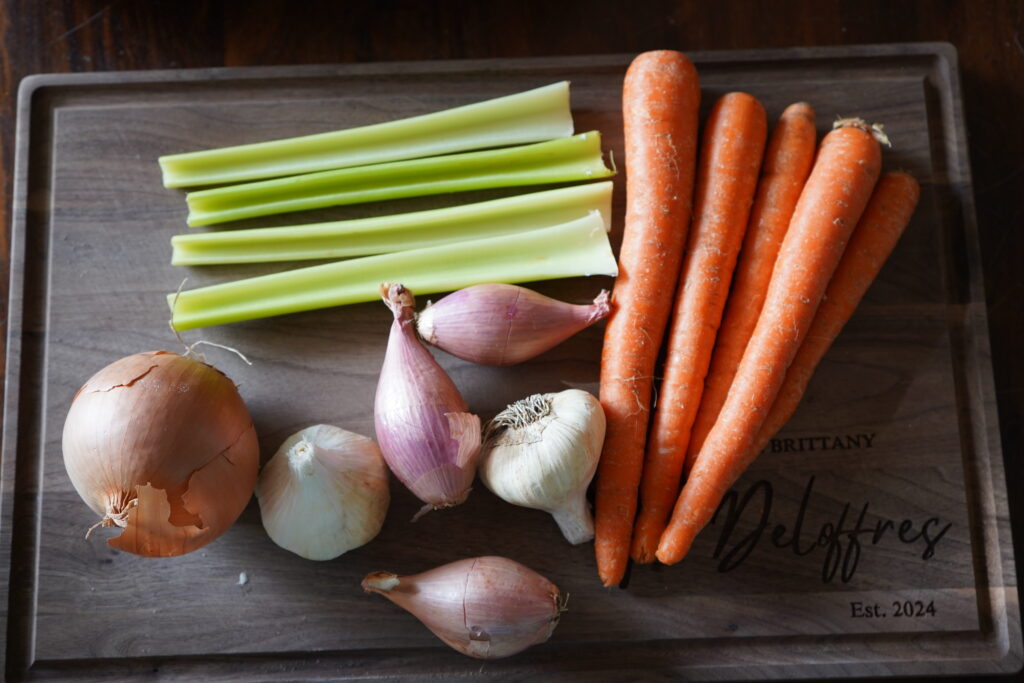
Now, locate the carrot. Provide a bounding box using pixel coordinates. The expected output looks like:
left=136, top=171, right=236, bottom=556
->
left=655, top=119, right=884, bottom=565
left=594, top=50, right=700, bottom=587
left=630, top=92, right=767, bottom=563
left=750, top=171, right=920, bottom=454
left=683, top=102, right=817, bottom=477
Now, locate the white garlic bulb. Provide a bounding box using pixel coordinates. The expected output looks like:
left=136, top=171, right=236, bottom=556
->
left=479, top=389, right=605, bottom=544
left=256, top=424, right=389, bottom=560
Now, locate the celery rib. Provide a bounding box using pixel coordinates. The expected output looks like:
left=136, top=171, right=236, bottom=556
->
left=185, top=131, right=614, bottom=227
left=172, top=182, right=613, bottom=265
left=169, top=212, right=617, bottom=331
left=159, top=82, right=574, bottom=188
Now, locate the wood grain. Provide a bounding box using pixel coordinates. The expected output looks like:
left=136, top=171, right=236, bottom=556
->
left=0, top=45, right=1018, bottom=680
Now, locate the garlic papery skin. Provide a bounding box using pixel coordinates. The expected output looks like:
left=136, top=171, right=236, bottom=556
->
left=374, top=283, right=481, bottom=516
left=256, top=424, right=389, bottom=560
left=480, top=389, right=605, bottom=544
left=362, top=556, right=564, bottom=659
left=416, top=284, right=610, bottom=365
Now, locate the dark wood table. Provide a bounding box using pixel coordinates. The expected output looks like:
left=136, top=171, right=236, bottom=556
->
left=1, top=1, right=1021, bottom=680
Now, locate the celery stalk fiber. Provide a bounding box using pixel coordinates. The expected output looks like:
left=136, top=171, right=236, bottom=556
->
left=159, top=82, right=574, bottom=188
left=185, top=131, right=613, bottom=226
left=169, top=212, right=617, bottom=331
left=172, top=182, right=613, bottom=265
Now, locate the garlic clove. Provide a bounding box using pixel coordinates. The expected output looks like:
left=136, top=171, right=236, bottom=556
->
left=256, top=424, right=389, bottom=561
left=362, top=556, right=563, bottom=659
left=480, top=389, right=605, bottom=545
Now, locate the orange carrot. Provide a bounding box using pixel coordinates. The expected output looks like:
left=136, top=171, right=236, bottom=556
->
left=656, top=119, right=884, bottom=565
left=750, top=171, right=920, bottom=454
left=683, top=102, right=817, bottom=477
left=594, top=50, right=700, bottom=587
left=630, top=92, right=767, bottom=563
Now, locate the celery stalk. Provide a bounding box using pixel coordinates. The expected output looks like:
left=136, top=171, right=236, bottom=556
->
left=169, top=212, right=617, bottom=331
left=185, top=131, right=613, bottom=227
left=159, top=82, right=574, bottom=188
left=172, top=181, right=613, bottom=265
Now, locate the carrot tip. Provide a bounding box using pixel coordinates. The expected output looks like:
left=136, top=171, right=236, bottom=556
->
left=631, top=516, right=665, bottom=564
left=656, top=522, right=697, bottom=565
left=654, top=545, right=685, bottom=566
left=630, top=544, right=657, bottom=565
left=599, top=573, right=623, bottom=588
left=596, top=553, right=627, bottom=587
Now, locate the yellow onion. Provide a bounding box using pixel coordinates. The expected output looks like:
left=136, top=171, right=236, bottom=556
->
left=362, top=556, right=564, bottom=659
left=62, top=351, right=259, bottom=557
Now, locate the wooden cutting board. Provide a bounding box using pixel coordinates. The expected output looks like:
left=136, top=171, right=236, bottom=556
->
left=1, top=44, right=1019, bottom=680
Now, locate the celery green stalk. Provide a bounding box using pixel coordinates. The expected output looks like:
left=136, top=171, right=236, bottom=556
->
left=172, top=181, right=613, bottom=265
left=159, top=82, right=574, bottom=188
left=169, top=212, right=616, bottom=331
left=185, top=131, right=613, bottom=227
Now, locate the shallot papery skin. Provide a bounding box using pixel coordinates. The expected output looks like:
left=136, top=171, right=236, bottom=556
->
left=62, top=351, right=259, bottom=557
left=416, top=284, right=611, bottom=365
left=362, top=556, right=563, bottom=659
left=374, top=283, right=481, bottom=512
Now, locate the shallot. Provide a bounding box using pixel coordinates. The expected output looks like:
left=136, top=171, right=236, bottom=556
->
left=362, top=556, right=564, bottom=659
left=416, top=284, right=610, bottom=365
left=374, top=283, right=481, bottom=516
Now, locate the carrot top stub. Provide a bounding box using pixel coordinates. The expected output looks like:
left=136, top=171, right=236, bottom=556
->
left=594, top=49, right=700, bottom=587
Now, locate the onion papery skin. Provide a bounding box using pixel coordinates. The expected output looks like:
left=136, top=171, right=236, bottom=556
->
left=362, top=556, right=563, bottom=659
left=62, top=351, right=259, bottom=557
left=374, top=284, right=481, bottom=511
left=416, top=284, right=610, bottom=365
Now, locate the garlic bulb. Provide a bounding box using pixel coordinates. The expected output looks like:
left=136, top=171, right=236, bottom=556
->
left=362, top=556, right=564, bottom=659
left=480, top=389, right=605, bottom=544
left=256, top=424, right=389, bottom=560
